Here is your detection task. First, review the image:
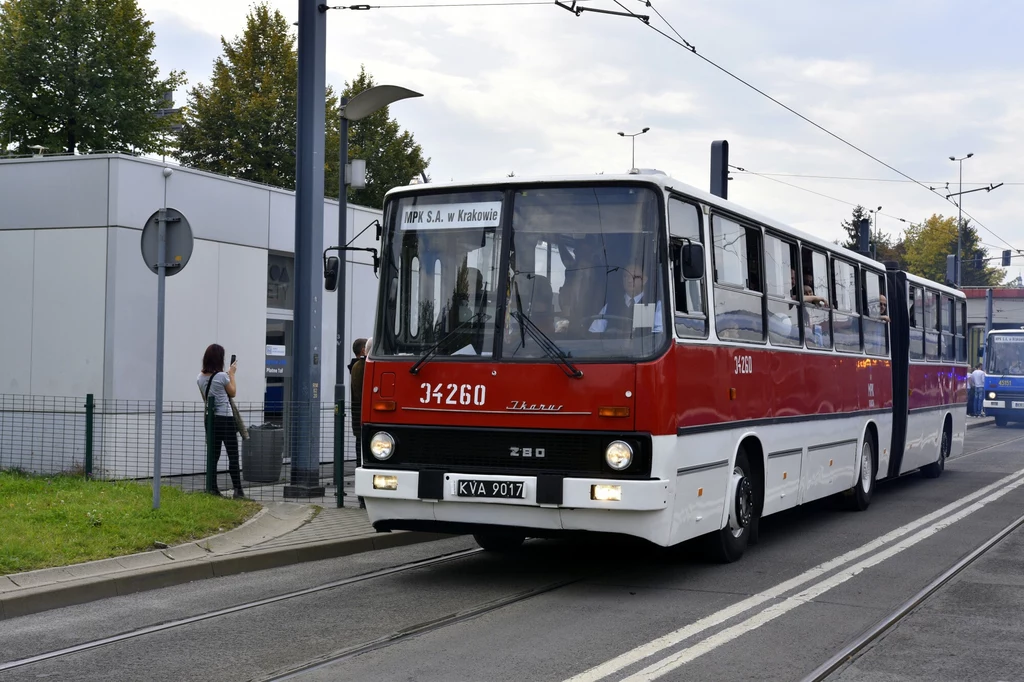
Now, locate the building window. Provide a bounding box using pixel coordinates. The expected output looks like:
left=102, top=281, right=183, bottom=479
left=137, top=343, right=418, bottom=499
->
left=267, top=254, right=295, bottom=310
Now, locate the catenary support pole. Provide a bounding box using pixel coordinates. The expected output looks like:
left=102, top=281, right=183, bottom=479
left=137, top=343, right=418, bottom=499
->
left=286, top=0, right=327, bottom=498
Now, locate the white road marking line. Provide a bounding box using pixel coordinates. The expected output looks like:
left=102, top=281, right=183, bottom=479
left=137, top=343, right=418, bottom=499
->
left=563, top=466, right=1024, bottom=682
left=622, top=474, right=1024, bottom=681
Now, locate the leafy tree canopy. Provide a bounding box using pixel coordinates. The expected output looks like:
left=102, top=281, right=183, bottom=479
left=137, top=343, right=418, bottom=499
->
left=902, top=213, right=1004, bottom=286
left=174, top=6, right=427, bottom=207
left=0, top=0, right=184, bottom=154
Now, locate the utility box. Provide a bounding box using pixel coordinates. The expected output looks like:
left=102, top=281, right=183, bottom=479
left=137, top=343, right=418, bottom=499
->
left=242, top=424, right=284, bottom=483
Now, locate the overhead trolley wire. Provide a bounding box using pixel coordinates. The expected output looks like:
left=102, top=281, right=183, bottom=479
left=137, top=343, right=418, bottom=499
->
left=590, top=0, right=1021, bottom=252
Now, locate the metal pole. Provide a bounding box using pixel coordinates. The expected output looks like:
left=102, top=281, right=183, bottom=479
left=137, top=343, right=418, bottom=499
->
left=985, top=287, right=994, bottom=337
left=286, top=0, right=327, bottom=498
left=84, top=393, right=94, bottom=478
left=153, top=206, right=166, bottom=510
left=631, top=137, right=635, bottom=170
left=956, top=159, right=963, bottom=286
left=335, top=104, right=349, bottom=508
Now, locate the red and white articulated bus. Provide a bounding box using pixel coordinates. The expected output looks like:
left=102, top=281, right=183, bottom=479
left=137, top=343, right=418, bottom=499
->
left=354, top=172, right=967, bottom=562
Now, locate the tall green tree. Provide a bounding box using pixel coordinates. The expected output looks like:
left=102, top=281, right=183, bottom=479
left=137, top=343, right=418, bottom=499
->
left=839, top=205, right=871, bottom=249
left=0, top=0, right=184, bottom=155
left=902, top=213, right=1004, bottom=286
left=175, top=3, right=341, bottom=189
left=838, top=204, right=905, bottom=266
left=342, top=65, right=429, bottom=208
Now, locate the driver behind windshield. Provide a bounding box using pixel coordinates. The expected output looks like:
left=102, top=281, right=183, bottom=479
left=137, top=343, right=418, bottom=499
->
left=589, top=263, right=663, bottom=334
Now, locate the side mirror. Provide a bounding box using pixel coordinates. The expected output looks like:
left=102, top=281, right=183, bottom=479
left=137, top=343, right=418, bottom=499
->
left=680, top=242, right=704, bottom=280
left=324, top=256, right=340, bottom=291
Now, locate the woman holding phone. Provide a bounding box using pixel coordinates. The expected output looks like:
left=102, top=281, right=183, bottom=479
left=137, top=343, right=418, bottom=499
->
left=197, top=343, right=245, bottom=498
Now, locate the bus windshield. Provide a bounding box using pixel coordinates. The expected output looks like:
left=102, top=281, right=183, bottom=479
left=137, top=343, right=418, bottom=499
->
left=375, top=184, right=666, bottom=362
left=986, top=333, right=1024, bottom=375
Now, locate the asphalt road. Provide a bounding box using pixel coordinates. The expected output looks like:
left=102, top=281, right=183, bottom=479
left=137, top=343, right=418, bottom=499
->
left=2, top=424, right=1023, bottom=682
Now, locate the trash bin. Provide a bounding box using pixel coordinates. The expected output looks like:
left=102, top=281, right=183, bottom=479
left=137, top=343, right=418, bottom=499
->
left=242, top=423, right=284, bottom=483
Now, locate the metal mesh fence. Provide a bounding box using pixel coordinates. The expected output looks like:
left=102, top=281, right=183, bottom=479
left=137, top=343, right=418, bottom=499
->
left=0, top=395, right=363, bottom=506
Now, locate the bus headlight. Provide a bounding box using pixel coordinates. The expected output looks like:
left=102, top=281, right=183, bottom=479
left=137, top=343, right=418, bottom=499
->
left=369, top=432, right=395, bottom=460
left=605, top=440, right=633, bottom=470
left=988, top=392, right=997, bottom=400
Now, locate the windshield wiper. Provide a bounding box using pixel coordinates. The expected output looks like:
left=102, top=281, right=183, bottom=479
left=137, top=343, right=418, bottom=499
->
left=409, top=311, right=491, bottom=375
left=511, top=310, right=583, bottom=379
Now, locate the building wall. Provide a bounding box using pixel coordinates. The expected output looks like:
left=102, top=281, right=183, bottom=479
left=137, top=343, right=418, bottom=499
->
left=0, top=153, right=384, bottom=475
left=0, top=227, right=107, bottom=396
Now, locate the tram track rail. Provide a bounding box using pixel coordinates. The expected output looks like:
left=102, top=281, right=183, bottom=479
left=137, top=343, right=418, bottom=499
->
left=801, top=507, right=1024, bottom=682
left=254, top=576, right=588, bottom=681
left=0, top=547, right=484, bottom=675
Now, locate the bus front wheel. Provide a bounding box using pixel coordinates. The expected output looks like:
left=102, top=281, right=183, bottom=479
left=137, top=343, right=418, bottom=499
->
left=995, top=416, right=1008, bottom=427
left=704, top=450, right=755, bottom=564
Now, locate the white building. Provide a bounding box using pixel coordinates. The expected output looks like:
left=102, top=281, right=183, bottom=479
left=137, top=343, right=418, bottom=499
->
left=0, top=153, right=382, bottom=477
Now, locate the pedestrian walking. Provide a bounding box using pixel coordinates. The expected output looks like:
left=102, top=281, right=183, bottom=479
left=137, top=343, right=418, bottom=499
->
left=349, top=337, right=368, bottom=508
left=197, top=344, right=245, bottom=498
left=970, top=363, right=986, bottom=417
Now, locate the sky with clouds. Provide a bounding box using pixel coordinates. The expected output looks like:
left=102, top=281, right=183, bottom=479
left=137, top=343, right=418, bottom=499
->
left=140, top=0, right=1024, bottom=282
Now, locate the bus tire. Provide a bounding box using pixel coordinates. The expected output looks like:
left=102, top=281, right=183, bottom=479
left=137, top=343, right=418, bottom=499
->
left=704, top=449, right=754, bottom=564
left=921, top=423, right=950, bottom=479
left=473, top=532, right=525, bottom=553
left=995, top=416, right=1008, bottom=427
left=845, top=436, right=876, bottom=511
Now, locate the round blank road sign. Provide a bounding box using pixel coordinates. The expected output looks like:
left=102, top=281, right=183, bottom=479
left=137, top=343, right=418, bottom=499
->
left=141, top=207, right=194, bottom=276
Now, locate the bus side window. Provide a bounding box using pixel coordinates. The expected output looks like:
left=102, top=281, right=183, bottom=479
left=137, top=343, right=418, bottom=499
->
left=924, top=289, right=940, bottom=360
left=831, top=258, right=861, bottom=353
left=669, top=199, right=707, bottom=339
left=801, top=247, right=832, bottom=350
left=712, top=215, right=765, bottom=343
left=909, top=286, right=924, bottom=360
left=862, top=270, right=888, bottom=357
left=956, top=300, right=967, bottom=363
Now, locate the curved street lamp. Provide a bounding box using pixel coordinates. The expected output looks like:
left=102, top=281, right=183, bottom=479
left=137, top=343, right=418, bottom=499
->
left=617, top=127, right=650, bottom=171
left=334, top=84, right=423, bottom=502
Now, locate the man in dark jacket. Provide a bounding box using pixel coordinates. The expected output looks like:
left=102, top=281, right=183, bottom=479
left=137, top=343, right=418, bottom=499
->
left=349, top=338, right=368, bottom=508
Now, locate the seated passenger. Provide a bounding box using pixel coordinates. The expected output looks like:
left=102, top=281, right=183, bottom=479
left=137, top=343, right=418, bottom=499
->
left=589, top=264, right=663, bottom=334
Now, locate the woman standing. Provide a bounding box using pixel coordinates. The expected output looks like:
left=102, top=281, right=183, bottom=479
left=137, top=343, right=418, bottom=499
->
left=198, top=344, right=245, bottom=498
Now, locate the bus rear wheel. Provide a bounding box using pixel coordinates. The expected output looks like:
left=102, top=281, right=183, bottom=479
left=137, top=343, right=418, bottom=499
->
left=704, top=450, right=755, bottom=564
left=845, top=437, right=876, bottom=511
left=473, top=532, right=525, bottom=553
left=921, top=425, right=950, bottom=479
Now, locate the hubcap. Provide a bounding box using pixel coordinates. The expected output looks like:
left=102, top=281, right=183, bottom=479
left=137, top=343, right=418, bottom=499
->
left=860, top=442, right=873, bottom=495
left=729, top=467, right=754, bottom=538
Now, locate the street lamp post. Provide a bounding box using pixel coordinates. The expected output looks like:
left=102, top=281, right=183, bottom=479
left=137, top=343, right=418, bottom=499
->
left=950, top=153, right=973, bottom=285
left=617, top=127, right=650, bottom=171
left=333, top=85, right=421, bottom=507
left=870, top=206, right=882, bottom=256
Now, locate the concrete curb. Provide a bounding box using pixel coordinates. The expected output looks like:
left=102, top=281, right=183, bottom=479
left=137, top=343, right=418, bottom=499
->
left=0, top=529, right=451, bottom=621
left=967, top=417, right=995, bottom=429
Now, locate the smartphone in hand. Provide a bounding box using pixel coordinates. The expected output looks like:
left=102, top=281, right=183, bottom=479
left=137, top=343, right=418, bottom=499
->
left=230, top=354, right=237, bottom=366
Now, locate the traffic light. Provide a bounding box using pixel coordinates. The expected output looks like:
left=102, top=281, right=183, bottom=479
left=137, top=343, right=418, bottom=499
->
left=1003, top=250, right=1012, bottom=267
left=973, top=253, right=983, bottom=269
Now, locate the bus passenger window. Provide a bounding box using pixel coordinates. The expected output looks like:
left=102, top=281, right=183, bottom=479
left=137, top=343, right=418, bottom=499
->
left=832, top=259, right=861, bottom=353
left=712, top=216, right=764, bottom=343
left=764, top=234, right=800, bottom=347
left=669, top=199, right=707, bottom=339
left=862, top=270, right=888, bottom=356
left=909, top=286, right=924, bottom=360
left=940, top=295, right=955, bottom=361
left=924, top=290, right=940, bottom=360
left=801, top=248, right=832, bottom=350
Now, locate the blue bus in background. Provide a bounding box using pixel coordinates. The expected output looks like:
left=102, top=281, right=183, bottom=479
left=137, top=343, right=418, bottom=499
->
left=983, top=329, right=1024, bottom=427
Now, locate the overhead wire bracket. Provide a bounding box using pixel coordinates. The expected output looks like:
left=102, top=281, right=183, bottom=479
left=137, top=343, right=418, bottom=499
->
left=555, top=1, right=649, bottom=23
